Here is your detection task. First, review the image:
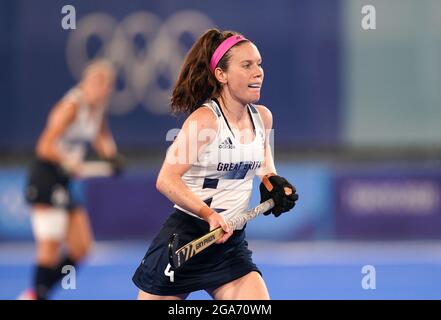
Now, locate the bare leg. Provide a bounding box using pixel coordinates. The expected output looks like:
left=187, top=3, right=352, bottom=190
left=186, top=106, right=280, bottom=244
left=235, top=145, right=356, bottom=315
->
left=208, top=271, right=270, bottom=300
left=137, top=289, right=189, bottom=300
left=66, top=207, right=94, bottom=262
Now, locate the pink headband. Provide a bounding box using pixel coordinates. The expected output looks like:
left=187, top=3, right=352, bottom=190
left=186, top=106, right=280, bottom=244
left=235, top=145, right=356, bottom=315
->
left=209, top=35, right=248, bottom=72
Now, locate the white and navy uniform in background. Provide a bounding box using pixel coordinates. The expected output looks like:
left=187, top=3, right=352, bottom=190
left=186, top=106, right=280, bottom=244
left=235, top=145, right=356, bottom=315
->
left=25, top=87, right=104, bottom=211
left=133, top=99, right=266, bottom=295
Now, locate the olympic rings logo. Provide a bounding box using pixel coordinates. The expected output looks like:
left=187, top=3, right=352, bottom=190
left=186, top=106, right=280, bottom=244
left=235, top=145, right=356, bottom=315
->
left=66, top=10, right=215, bottom=115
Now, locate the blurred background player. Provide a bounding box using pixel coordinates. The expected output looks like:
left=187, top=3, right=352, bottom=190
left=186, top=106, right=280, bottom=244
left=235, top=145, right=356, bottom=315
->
left=19, top=59, right=123, bottom=300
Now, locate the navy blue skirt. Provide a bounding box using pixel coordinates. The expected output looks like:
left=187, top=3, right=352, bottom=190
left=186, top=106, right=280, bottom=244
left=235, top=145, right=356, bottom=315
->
left=132, top=210, right=261, bottom=296
left=24, top=158, right=78, bottom=210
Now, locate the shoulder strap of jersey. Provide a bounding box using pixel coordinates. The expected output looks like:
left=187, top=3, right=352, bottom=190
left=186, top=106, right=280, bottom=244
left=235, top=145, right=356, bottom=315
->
left=247, top=103, right=265, bottom=133
left=207, top=99, right=222, bottom=118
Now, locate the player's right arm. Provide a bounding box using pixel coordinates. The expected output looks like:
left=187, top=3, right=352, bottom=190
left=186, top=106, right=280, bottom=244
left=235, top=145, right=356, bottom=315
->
left=156, top=107, right=233, bottom=243
left=35, top=100, right=80, bottom=174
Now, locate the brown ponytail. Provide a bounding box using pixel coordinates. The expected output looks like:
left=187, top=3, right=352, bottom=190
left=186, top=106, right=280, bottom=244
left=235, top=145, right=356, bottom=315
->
left=170, top=28, right=247, bottom=114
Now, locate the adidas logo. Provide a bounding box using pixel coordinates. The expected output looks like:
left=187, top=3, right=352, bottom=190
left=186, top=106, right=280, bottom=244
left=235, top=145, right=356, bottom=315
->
left=218, top=137, right=235, bottom=149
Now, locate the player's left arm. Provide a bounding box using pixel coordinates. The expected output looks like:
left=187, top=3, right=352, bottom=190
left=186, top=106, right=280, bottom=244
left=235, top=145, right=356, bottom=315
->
left=255, top=105, right=276, bottom=177
left=93, top=118, right=124, bottom=174
left=255, top=105, right=299, bottom=217
left=94, top=118, right=117, bottom=159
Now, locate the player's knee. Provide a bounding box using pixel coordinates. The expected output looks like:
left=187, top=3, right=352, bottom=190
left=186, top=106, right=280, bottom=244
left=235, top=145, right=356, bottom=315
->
left=68, top=248, right=87, bottom=262
left=83, top=238, right=94, bottom=256
left=69, top=239, right=93, bottom=261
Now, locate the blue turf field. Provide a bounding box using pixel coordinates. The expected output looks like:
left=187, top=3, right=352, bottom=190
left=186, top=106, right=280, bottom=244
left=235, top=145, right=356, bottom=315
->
left=1, top=240, right=441, bottom=300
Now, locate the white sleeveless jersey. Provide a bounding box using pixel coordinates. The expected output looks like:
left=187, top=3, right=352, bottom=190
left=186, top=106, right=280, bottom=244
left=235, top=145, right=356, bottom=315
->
left=174, top=100, right=266, bottom=229
left=57, top=87, right=104, bottom=163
